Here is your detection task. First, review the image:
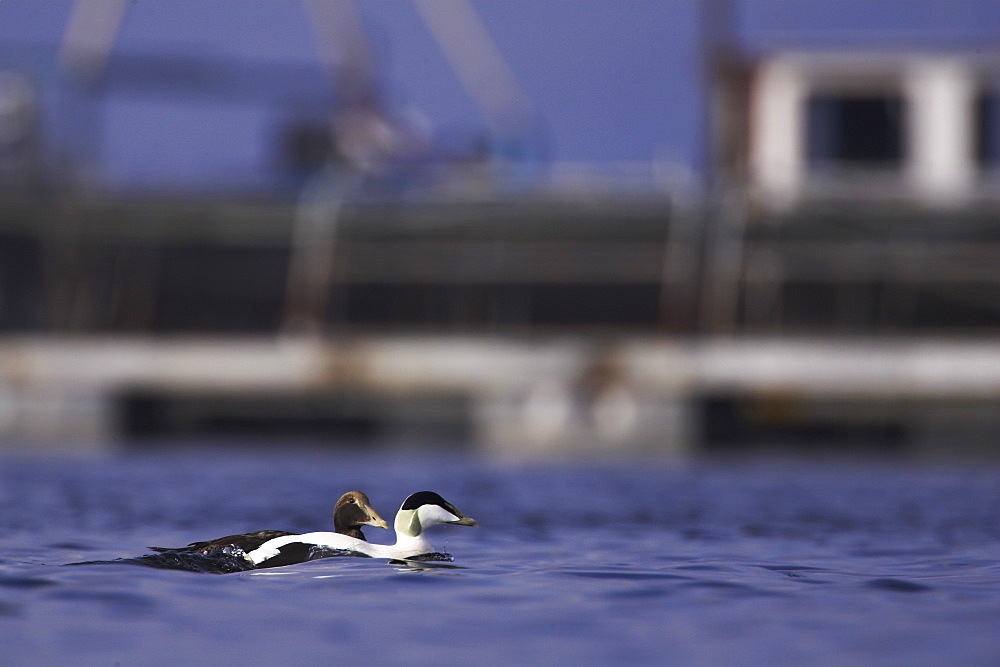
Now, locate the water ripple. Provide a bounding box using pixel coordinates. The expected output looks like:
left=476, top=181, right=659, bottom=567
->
left=558, top=570, right=691, bottom=582
left=0, top=574, right=60, bottom=589
left=865, top=578, right=934, bottom=593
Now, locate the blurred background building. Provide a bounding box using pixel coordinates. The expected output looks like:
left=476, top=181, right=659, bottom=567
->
left=1, top=0, right=999, bottom=457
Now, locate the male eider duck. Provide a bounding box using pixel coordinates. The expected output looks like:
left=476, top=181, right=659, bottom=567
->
left=149, top=491, right=388, bottom=557
left=245, top=491, right=477, bottom=566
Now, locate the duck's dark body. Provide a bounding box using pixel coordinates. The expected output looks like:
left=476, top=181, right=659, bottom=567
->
left=148, top=530, right=298, bottom=555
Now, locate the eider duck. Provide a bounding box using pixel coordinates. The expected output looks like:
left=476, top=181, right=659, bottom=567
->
left=245, top=491, right=477, bottom=566
left=148, top=491, right=388, bottom=557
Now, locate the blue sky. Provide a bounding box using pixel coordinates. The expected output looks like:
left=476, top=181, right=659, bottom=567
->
left=1, top=0, right=998, bottom=190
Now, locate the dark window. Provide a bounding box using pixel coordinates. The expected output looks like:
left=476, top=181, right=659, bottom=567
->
left=806, top=93, right=905, bottom=170
left=975, top=91, right=1000, bottom=170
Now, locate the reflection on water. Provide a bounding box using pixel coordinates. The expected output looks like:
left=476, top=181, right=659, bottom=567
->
left=2, top=449, right=1000, bottom=665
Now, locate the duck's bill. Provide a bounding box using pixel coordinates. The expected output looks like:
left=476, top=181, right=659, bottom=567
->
left=448, top=515, right=478, bottom=527
left=365, top=513, right=390, bottom=530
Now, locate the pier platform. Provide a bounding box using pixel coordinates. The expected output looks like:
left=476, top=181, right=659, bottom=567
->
left=2, top=336, right=998, bottom=457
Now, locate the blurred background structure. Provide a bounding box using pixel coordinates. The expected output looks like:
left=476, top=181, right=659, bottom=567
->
left=1, top=0, right=1000, bottom=457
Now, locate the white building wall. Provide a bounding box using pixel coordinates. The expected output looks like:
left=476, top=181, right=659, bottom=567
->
left=750, top=59, right=805, bottom=209
left=906, top=58, right=976, bottom=206
left=749, top=53, right=986, bottom=210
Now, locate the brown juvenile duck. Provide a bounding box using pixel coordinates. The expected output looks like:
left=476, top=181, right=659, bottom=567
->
left=148, top=491, right=388, bottom=556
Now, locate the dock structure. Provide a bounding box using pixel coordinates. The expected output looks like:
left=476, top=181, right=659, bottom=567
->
left=1, top=191, right=1000, bottom=457
left=3, top=192, right=1000, bottom=336
left=2, top=6, right=999, bottom=459
left=2, top=336, right=999, bottom=457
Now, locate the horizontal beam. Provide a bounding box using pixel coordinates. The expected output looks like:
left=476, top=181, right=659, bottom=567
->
left=3, top=336, right=1000, bottom=400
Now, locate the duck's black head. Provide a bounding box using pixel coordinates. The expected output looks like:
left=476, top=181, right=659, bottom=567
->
left=395, top=491, right=478, bottom=537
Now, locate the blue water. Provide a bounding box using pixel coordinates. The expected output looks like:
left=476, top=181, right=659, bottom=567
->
left=2, top=449, right=1000, bottom=666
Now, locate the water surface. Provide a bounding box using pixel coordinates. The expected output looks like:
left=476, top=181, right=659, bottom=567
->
left=2, top=450, right=999, bottom=665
